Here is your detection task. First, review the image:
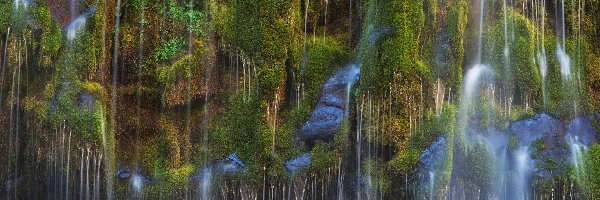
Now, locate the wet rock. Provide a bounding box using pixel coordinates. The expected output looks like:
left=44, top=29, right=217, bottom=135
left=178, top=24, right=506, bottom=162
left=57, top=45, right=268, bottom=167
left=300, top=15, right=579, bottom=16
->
left=297, top=64, right=360, bottom=147
left=565, top=116, right=598, bottom=146
left=77, top=92, right=96, bottom=111
left=414, top=137, right=446, bottom=182
left=190, top=153, right=246, bottom=181
left=285, top=153, right=311, bottom=173
left=116, top=167, right=131, bottom=180
left=49, top=81, right=97, bottom=114
left=510, top=113, right=561, bottom=144
left=217, top=153, right=246, bottom=173
left=418, top=137, right=446, bottom=171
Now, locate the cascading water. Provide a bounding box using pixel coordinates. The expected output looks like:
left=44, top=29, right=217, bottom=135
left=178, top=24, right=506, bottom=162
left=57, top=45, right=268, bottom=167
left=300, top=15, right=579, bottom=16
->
left=537, top=0, right=548, bottom=109
left=429, top=171, right=435, bottom=200
left=199, top=167, right=212, bottom=200
left=556, top=0, right=571, bottom=80
left=503, top=0, right=510, bottom=72
left=131, top=173, right=144, bottom=198
left=514, top=146, right=531, bottom=200
left=1, top=0, right=598, bottom=199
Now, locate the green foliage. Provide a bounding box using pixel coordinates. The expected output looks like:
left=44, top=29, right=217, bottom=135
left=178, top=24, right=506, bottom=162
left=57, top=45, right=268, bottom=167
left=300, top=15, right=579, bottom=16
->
left=152, top=37, right=185, bottom=62
left=414, top=104, right=456, bottom=197
left=530, top=137, right=546, bottom=158
left=45, top=81, right=106, bottom=142
left=167, top=0, right=205, bottom=35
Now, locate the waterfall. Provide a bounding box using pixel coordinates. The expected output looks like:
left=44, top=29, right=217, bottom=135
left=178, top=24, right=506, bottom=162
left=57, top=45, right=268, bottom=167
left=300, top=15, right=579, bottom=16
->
left=503, top=0, right=510, bottom=72
left=86, top=148, right=90, bottom=200
left=556, top=0, right=571, bottom=79
left=567, top=135, right=588, bottom=189
left=70, top=0, right=77, bottom=20
left=80, top=149, right=84, bottom=200
left=356, top=94, right=363, bottom=200
left=537, top=0, right=547, bottom=109
left=475, top=0, right=485, bottom=64
left=131, top=173, right=144, bottom=198
left=199, top=167, right=212, bottom=200
left=66, top=131, right=72, bottom=200
left=514, top=146, right=531, bottom=199
left=65, top=8, right=95, bottom=44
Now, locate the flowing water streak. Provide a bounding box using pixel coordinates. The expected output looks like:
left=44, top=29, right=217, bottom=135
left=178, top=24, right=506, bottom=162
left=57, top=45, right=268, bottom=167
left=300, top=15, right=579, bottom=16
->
left=475, top=0, right=485, bottom=64
left=200, top=167, right=212, bottom=200
left=429, top=171, right=435, bottom=200
left=131, top=173, right=144, bottom=198
left=567, top=135, right=587, bottom=189
left=86, top=148, right=90, bottom=200
left=66, top=15, right=88, bottom=44
left=108, top=0, right=123, bottom=198
left=503, top=0, right=510, bottom=72
left=70, top=0, right=77, bottom=20
left=515, top=146, right=530, bottom=199
left=556, top=0, right=571, bottom=79
left=0, top=27, right=9, bottom=110
left=66, top=131, right=72, bottom=199
left=356, top=94, right=363, bottom=200
left=16, top=39, right=23, bottom=200
left=95, top=154, right=102, bottom=200
left=80, top=149, right=84, bottom=200
left=537, top=0, right=548, bottom=109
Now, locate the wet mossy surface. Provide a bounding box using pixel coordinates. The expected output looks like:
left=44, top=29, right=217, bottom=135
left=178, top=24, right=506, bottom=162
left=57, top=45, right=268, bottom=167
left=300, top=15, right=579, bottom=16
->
left=0, top=0, right=599, bottom=199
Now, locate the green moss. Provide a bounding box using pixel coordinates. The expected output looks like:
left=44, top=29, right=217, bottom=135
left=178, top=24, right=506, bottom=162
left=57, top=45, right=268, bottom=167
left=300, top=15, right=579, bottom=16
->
left=581, top=144, right=600, bottom=195
left=156, top=54, right=195, bottom=103
left=446, top=0, right=468, bottom=99
left=308, top=141, right=334, bottom=171
left=507, top=135, right=519, bottom=151
left=302, top=37, right=348, bottom=105
left=359, top=0, right=428, bottom=95
left=0, top=2, right=9, bottom=31
left=389, top=148, right=420, bottom=175
left=456, top=142, right=494, bottom=191
left=209, top=93, right=270, bottom=184
left=414, top=104, right=456, bottom=197
left=482, top=8, right=541, bottom=110
left=152, top=37, right=185, bottom=63
left=530, top=137, right=546, bottom=158
left=509, top=105, right=535, bottom=121
left=414, top=104, right=456, bottom=149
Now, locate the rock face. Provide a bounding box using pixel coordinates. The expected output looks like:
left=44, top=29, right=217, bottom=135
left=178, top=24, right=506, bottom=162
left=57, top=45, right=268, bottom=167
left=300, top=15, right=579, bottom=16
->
left=285, top=153, right=311, bottom=173
left=297, top=64, right=360, bottom=147
left=115, top=167, right=150, bottom=182
left=417, top=138, right=446, bottom=171
left=510, top=113, right=561, bottom=144
left=412, top=137, right=446, bottom=186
